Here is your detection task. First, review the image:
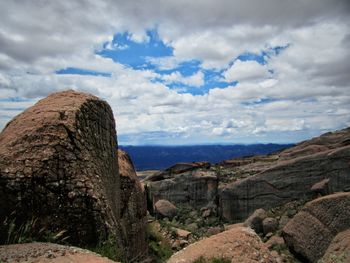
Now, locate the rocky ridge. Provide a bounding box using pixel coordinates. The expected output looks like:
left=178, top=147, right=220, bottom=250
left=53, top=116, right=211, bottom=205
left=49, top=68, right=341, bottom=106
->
left=144, top=127, right=350, bottom=223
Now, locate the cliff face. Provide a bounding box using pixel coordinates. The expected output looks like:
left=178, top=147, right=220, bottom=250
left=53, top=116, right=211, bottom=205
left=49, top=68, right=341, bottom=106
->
left=219, top=128, right=350, bottom=221
left=118, top=149, right=147, bottom=261
left=145, top=163, right=218, bottom=211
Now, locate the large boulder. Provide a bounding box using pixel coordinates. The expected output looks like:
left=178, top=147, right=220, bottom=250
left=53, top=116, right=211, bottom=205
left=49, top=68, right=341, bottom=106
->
left=154, top=199, right=178, bottom=219
left=282, top=192, right=350, bottom=262
left=0, top=242, right=118, bottom=263
left=167, top=225, right=277, bottom=263
left=118, top=149, right=147, bottom=261
left=0, top=91, right=120, bottom=247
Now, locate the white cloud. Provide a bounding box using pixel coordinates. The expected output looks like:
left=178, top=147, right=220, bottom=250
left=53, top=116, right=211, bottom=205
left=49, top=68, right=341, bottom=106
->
left=224, top=60, right=270, bottom=83
left=160, top=71, right=204, bottom=87
left=0, top=0, right=349, bottom=144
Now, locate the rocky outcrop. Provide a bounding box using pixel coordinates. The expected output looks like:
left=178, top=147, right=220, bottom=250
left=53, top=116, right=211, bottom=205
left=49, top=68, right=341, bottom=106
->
left=167, top=225, right=277, bottom=263
left=320, top=229, right=350, bottom=263
left=146, top=167, right=218, bottom=211
left=262, top=217, right=278, bottom=235
left=0, top=90, right=121, bottom=246
left=279, top=127, right=350, bottom=160
left=145, top=162, right=211, bottom=182
left=220, top=128, right=350, bottom=221
left=0, top=242, right=118, bottom=263
left=118, top=149, right=147, bottom=261
left=282, top=192, right=350, bottom=262
left=310, top=178, right=330, bottom=197
left=243, top=208, right=267, bottom=234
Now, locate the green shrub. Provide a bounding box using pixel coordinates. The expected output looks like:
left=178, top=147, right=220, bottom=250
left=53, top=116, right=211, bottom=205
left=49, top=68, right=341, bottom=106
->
left=1, top=216, right=69, bottom=245
left=91, top=236, right=124, bottom=262
left=193, top=256, right=231, bottom=263
left=147, top=222, right=173, bottom=262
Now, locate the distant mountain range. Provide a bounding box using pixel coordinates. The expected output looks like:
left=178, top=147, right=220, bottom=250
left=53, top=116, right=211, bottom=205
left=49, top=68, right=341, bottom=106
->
left=119, top=144, right=294, bottom=171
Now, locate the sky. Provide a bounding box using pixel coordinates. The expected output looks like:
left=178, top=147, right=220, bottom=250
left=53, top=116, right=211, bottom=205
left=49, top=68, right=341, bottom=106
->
left=0, top=1, right=349, bottom=145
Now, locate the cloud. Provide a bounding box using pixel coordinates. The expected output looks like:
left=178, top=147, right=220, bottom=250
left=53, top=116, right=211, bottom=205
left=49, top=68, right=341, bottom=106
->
left=161, top=71, right=204, bottom=87
left=224, top=60, right=270, bottom=83
left=0, top=0, right=349, bottom=144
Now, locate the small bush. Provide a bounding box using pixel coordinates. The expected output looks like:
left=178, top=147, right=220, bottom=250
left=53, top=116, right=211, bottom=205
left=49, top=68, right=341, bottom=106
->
left=147, top=222, right=173, bottom=262
left=1, top=216, right=69, bottom=245
left=91, top=236, right=124, bottom=262
left=193, top=256, right=231, bottom=263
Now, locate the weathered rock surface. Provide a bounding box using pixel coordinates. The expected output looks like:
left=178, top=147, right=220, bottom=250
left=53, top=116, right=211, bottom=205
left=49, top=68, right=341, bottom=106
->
left=320, top=229, right=350, bottom=263
left=118, top=149, right=147, bottom=261
left=220, top=128, right=350, bottom=221
left=282, top=192, right=350, bottom=262
left=154, top=199, right=178, bottom=218
left=0, top=90, right=120, bottom=246
left=144, top=162, right=211, bottom=182
left=262, top=217, right=278, bottom=235
left=265, top=236, right=285, bottom=250
left=146, top=167, right=218, bottom=211
left=243, top=208, right=267, bottom=234
left=167, top=225, right=277, bottom=263
left=310, top=178, right=330, bottom=196
left=0, top=242, right=118, bottom=263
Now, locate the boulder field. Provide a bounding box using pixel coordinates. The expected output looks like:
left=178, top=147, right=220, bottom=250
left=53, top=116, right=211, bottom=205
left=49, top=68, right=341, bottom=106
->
left=0, top=90, right=146, bottom=261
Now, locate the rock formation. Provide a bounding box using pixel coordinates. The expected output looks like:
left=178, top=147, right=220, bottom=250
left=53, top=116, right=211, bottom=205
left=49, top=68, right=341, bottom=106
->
left=243, top=208, right=267, bottom=234
left=118, top=149, right=147, bottom=261
left=145, top=166, right=218, bottom=211
left=167, top=225, right=277, bottom=263
left=282, top=192, right=350, bottom=262
left=154, top=199, right=178, bottom=219
left=319, top=229, right=350, bottom=263
left=219, top=128, right=350, bottom=221
left=0, top=242, right=118, bottom=263
left=143, top=127, right=350, bottom=224
left=0, top=90, right=120, bottom=246
left=0, top=90, right=149, bottom=261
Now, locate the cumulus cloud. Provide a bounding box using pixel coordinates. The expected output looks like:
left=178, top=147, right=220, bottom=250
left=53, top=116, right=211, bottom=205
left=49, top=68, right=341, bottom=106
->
left=0, top=0, right=349, bottom=144
left=224, top=60, right=270, bottom=83
left=161, top=71, right=204, bottom=87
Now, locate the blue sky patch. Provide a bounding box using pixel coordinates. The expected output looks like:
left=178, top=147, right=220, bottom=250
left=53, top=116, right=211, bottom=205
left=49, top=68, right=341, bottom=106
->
left=97, top=29, right=173, bottom=70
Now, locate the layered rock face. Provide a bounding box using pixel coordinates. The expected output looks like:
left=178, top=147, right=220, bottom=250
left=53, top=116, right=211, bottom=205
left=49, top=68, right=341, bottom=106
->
left=145, top=166, right=218, bottom=211
left=118, top=149, right=147, bottom=261
left=220, top=128, right=350, bottom=221
left=282, top=192, right=350, bottom=262
left=0, top=90, right=120, bottom=246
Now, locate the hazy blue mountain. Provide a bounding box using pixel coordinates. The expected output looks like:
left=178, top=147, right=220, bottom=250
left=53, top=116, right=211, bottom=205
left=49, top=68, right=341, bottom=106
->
left=119, top=144, right=294, bottom=171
